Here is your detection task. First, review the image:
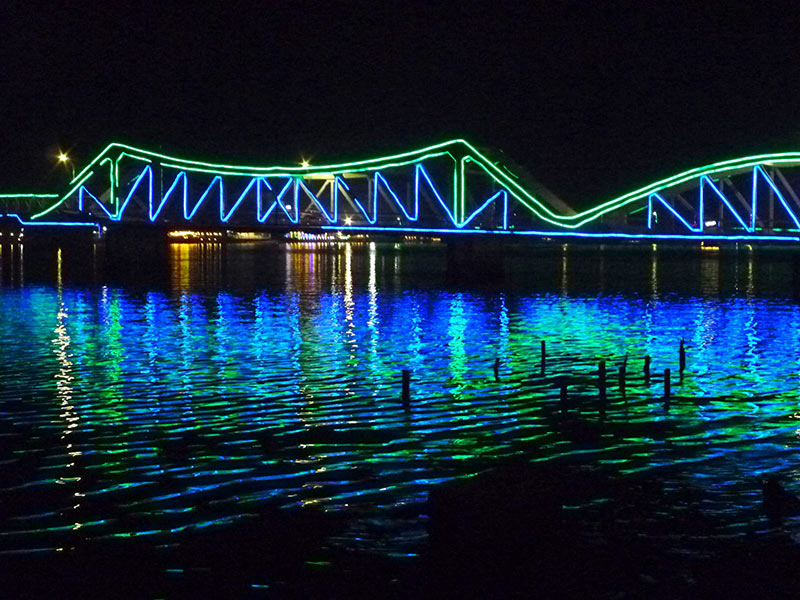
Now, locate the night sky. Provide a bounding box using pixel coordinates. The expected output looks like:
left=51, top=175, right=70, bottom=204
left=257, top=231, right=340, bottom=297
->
left=2, top=1, right=800, bottom=209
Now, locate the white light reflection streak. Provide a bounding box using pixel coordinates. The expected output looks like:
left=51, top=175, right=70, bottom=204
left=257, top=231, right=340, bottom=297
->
left=343, top=243, right=357, bottom=361
left=367, top=242, right=381, bottom=384
left=52, top=249, right=83, bottom=522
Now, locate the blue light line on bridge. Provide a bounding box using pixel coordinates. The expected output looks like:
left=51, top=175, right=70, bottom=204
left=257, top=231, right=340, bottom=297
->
left=258, top=179, right=294, bottom=223
left=185, top=176, right=223, bottom=220
left=374, top=172, right=417, bottom=221
left=753, top=165, right=800, bottom=230
left=79, top=187, right=115, bottom=219
left=1, top=213, right=100, bottom=234
left=221, top=177, right=258, bottom=223
left=321, top=225, right=800, bottom=242
left=415, top=164, right=456, bottom=224
left=296, top=179, right=336, bottom=223
left=699, top=176, right=751, bottom=232
left=335, top=177, right=376, bottom=224
left=116, top=165, right=153, bottom=220
left=151, top=171, right=188, bottom=221
left=460, top=190, right=508, bottom=229
left=648, top=192, right=700, bottom=232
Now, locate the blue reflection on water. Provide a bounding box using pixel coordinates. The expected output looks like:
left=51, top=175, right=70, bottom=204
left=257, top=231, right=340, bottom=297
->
left=1, top=243, right=800, bottom=556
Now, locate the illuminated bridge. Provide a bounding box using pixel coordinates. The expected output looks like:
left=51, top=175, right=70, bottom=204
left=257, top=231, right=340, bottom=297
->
left=4, top=139, right=800, bottom=243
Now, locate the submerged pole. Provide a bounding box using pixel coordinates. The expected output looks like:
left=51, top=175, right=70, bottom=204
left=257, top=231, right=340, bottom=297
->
left=598, top=360, right=607, bottom=419
left=541, top=340, right=546, bottom=376
left=664, top=368, right=671, bottom=411
left=679, top=339, right=686, bottom=377
left=559, top=376, right=568, bottom=414
left=493, top=358, right=500, bottom=381
left=644, top=355, right=651, bottom=384
left=402, top=369, right=411, bottom=408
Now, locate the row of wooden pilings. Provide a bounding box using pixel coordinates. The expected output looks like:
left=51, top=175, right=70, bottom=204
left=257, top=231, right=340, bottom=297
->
left=400, top=339, right=688, bottom=415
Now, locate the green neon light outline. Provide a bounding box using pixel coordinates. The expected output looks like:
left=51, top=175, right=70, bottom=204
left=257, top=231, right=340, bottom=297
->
left=157, top=151, right=455, bottom=178
left=570, top=155, right=800, bottom=222
left=100, top=157, right=114, bottom=209
left=0, top=193, right=59, bottom=198
left=31, top=171, right=95, bottom=218
left=18, top=138, right=800, bottom=228
left=461, top=156, right=556, bottom=225
left=118, top=152, right=153, bottom=164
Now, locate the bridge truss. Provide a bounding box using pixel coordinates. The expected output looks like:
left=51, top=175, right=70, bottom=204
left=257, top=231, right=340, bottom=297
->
left=5, top=140, right=800, bottom=242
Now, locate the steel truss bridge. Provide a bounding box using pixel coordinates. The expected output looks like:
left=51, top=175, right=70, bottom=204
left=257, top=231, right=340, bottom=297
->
left=4, top=139, right=800, bottom=243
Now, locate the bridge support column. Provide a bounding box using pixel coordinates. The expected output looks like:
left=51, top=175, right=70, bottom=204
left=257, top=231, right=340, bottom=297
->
left=103, top=225, right=168, bottom=265
left=446, top=236, right=507, bottom=282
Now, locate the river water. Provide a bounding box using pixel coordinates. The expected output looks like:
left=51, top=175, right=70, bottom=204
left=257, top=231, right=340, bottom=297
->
left=2, top=241, right=800, bottom=559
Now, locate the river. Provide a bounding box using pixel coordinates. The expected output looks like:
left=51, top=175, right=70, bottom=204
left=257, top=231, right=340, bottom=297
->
left=2, top=241, right=800, bottom=561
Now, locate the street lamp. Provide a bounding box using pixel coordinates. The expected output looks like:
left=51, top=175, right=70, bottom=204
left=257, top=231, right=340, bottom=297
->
left=57, top=152, right=75, bottom=180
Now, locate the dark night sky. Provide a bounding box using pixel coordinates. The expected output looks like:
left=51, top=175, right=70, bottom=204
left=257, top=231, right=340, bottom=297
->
left=2, top=1, right=800, bottom=209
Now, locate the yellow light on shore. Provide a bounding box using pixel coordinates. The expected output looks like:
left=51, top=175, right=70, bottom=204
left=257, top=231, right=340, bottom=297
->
left=58, top=152, right=69, bottom=163
left=301, top=159, right=310, bottom=168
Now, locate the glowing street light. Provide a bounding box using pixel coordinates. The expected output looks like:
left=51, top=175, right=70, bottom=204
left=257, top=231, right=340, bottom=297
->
left=300, top=159, right=310, bottom=168
left=57, top=151, right=75, bottom=179
left=344, top=216, right=352, bottom=225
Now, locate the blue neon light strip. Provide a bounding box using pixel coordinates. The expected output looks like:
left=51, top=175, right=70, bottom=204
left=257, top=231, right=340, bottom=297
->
left=375, top=172, right=417, bottom=221
left=185, top=176, right=222, bottom=220
left=754, top=166, right=800, bottom=229
left=460, top=190, right=508, bottom=229
left=296, top=179, right=336, bottom=223
left=115, top=165, right=152, bottom=220
left=221, top=177, right=258, bottom=223
left=320, top=225, right=800, bottom=241
left=79, top=187, right=115, bottom=219
left=2, top=213, right=100, bottom=233
left=151, top=171, right=187, bottom=221
left=699, top=176, right=751, bottom=232
left=279, top=180, right=298, bottom=223
left=648, top=192, right=700, bottom=232
left=258, top=179, right=294, bottom=223
left=416, top=164, right=456, bottom=223
left=335, top=177, right=376, bottom=224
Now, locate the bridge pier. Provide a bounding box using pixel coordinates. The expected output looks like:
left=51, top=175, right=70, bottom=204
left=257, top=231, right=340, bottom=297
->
left=446, top=236, right=507, bottom=282
left=103, top=225, right=169, bottom=265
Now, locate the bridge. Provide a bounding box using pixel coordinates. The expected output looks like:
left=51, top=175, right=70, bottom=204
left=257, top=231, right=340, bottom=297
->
left=4, top=139, right=800, bottom=243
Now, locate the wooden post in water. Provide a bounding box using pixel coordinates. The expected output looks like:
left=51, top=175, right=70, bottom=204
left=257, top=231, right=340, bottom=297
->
left=679, top=339, right=686, bottom=379
left=664, top=368, right=671, bottom=411
left=598, top=360, right=607, bottom=419
left=644, top=355, right=651, bottom=384
left=493, top=358, right=500, bottom=381
left=402, top=369, right=411, bottom=409
left=540, top=340, right=546, bottom=376
left=559, top=376, right=568, bottom=415
left=619, top=364, right=627, bottom=400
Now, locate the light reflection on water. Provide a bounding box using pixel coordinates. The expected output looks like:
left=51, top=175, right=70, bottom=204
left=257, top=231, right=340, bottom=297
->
left=1, top=242, right=800, bottom=556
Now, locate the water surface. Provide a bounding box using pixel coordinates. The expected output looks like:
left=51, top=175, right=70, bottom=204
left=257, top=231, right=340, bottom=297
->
left=2, top=242, right=800, bottom=557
